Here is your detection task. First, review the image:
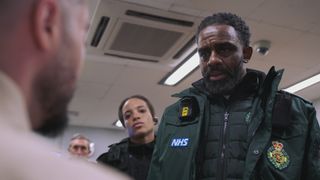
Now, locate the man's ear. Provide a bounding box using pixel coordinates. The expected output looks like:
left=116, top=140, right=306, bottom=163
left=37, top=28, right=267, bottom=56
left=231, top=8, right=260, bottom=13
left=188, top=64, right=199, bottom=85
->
left=243, top=46, right=253, bottom=62
left=31, top=0, right=61, bottom=51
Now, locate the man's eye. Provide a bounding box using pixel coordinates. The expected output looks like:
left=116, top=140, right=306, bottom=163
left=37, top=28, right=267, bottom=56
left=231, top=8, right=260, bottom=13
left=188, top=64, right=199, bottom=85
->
left=198, top=48, right=211, bottom=61
left=216, top=44, right=236, bottom=57
left=73, top=145, right=87, bottom=151
left=139, top=109, right=146, bottom=113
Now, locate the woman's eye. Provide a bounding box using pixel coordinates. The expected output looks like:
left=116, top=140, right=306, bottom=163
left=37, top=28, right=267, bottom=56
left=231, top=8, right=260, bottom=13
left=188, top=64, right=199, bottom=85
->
left=139, top=109, right=146, bottom=113
left=124, top=113, right=131, bottom=120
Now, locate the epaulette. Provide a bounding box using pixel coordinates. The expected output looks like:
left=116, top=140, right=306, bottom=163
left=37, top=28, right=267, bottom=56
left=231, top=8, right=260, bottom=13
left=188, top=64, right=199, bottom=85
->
left=278, top=90, right=313, bottom=105
left=105, top=139, right=129, bottom=162
left=108, top=138, right=129, bottom=148
left=107, top=147, right=121, bottom=161
left=272, top=90, right=292, bottom=128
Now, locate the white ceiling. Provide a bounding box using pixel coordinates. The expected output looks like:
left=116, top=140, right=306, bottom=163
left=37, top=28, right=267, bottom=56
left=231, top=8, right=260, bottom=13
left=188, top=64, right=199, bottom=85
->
left=68, top=0, right=320, bottom=130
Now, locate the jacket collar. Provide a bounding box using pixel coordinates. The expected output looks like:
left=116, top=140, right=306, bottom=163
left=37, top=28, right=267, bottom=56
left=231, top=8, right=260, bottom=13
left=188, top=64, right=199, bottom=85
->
left=172, top=67, right=284, bottom=101
left=190, top=69, right=266, bottom=99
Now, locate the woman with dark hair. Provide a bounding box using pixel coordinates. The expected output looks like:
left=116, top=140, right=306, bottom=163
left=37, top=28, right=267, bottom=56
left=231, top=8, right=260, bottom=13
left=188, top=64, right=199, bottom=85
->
left=97, top=95, right=157, bottom=180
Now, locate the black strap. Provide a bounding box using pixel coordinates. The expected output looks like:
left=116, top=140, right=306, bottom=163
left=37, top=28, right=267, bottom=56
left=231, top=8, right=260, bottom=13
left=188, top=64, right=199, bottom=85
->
left=272, top=91, right=292, bottom=128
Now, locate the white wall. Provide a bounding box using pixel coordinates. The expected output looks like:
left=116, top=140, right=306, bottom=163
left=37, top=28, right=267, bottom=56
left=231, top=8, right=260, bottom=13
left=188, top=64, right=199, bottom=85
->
left=53, top=126, right=127, bottom=161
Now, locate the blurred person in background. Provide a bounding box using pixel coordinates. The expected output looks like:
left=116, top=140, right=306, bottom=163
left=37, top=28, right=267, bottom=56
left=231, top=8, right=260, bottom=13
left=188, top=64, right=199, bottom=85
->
left=68, top=134, right=93, bottom=159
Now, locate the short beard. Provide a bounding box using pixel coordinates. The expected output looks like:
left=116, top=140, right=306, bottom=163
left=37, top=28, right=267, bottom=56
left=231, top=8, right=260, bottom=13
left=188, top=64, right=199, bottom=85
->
left=203, top=64, right=243, bottom=95
left=34, top=110, right=69, bottom=137
left=32, top=72, right=72, bottom=137
left=32, top=42, right=74, bottom=137
left=32, top=68, right=73, bottom=137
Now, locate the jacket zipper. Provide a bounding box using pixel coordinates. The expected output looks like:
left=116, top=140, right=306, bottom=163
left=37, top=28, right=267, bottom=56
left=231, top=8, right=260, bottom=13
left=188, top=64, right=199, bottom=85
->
left=220, top=111, right=229, bottom=180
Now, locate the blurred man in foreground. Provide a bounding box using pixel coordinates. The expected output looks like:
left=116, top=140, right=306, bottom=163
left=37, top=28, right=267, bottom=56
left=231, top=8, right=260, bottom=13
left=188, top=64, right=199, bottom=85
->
left=0, top=0, right=128, bottom=179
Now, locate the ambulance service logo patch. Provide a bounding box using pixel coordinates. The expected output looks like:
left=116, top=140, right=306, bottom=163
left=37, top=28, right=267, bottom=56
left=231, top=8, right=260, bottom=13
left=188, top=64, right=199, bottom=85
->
left=267, top=141, right=290, bottom=170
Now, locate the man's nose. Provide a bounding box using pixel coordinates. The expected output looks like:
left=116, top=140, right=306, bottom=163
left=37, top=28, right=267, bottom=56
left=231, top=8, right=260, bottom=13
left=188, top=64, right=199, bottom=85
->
left=75, top=149, right=83, bottom=154
left=207, top=50, right=222, bottom=65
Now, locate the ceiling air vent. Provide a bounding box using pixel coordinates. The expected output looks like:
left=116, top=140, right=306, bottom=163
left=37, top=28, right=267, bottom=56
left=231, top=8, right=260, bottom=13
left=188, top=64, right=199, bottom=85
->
left=125, top=10, right=194, bottom=27
left=107, top=22, right=183, bottom=60
left=86, top=0, right=201, bottom=64
left=91, top=16, right=110, bottom=47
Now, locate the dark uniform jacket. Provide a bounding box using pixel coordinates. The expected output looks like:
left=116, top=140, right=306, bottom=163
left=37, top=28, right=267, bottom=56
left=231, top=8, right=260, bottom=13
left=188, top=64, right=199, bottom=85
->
left=97, top=138, right=155, bottom=180
left=147, top=67, right=320, bottom=180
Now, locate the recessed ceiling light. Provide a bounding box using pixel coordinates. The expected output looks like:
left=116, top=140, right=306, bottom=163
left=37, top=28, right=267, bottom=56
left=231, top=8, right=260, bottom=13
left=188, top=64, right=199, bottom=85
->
left=160, top=50, right=199, bottom=86
left=283, top=73, right=320, bottom=93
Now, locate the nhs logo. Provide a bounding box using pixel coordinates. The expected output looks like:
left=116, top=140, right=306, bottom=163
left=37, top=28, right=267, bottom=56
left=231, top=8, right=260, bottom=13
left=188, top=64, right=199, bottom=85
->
left=170, top=138, right=189, bottom=147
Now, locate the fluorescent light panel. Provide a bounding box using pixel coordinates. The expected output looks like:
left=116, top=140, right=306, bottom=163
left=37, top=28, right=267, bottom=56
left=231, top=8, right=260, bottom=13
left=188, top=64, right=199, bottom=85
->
left=283, top=73, right=320, bottom=93
left=164, top=52, right=199, bottom=86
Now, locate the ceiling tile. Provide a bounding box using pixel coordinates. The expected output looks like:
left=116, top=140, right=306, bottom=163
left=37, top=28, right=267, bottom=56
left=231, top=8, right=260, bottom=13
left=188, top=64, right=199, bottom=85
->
left=80, top=60, right=126, bottom=84
left=173, top=0, right=264, bottom=17
left=249, top=0, right=320, bottom=31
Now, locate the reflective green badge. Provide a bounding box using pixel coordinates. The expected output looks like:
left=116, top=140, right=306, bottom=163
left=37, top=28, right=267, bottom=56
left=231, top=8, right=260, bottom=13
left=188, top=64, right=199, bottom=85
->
left=267, top=141, right=290, bottom=170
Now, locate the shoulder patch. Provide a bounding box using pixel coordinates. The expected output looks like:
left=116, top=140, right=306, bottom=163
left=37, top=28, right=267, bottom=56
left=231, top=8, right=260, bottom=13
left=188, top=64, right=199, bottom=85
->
left=267, top=141, right=290, bottom=170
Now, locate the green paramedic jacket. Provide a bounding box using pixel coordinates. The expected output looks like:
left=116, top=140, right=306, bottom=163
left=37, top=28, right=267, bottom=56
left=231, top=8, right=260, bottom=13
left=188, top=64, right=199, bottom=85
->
left=147, top=67, right=320, bottom=180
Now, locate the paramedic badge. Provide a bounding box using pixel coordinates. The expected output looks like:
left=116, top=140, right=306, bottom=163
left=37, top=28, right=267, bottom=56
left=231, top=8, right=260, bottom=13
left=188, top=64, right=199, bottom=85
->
left=179, top=96, right=199, bottom=121
left=267, top=141, right=290, bottom=170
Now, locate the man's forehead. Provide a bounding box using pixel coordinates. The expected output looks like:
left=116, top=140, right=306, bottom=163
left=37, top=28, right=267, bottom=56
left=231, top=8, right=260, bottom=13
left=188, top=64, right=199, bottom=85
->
left=71, top=139, right=89, bottom=144
left=199, top=24, right=240, bottom=44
